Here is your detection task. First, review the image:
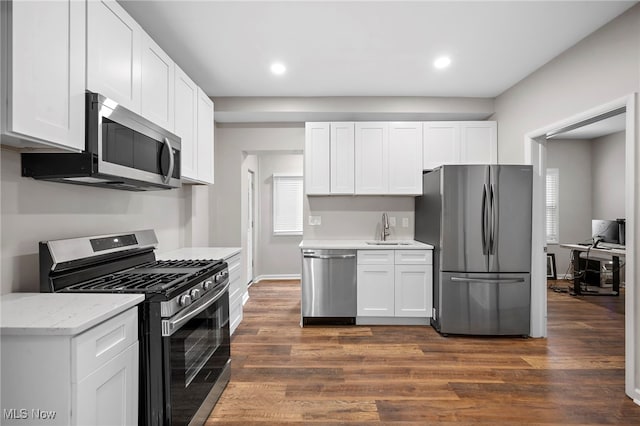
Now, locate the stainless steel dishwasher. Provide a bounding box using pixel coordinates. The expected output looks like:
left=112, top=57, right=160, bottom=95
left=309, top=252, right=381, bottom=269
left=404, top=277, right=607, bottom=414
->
left=302, top=249, right=357, bottom=325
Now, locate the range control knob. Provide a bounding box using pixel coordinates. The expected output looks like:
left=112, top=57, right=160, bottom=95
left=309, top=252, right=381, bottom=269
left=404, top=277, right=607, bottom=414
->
left=190, top=288, right=201, bottom=300
left=203, top=280, right=213, bottom=291
left=214, top=273, right=224, bottom=283
left=178, top=294, right=192, bottom=307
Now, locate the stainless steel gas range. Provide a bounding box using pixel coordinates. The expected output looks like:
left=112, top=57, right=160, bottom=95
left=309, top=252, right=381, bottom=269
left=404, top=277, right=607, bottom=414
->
left=39, top=230, right=230, bottom=426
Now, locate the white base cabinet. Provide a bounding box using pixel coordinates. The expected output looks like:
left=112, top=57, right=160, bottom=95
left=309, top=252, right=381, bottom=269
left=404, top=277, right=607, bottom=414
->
left=357, top=249, right=433, bottom=318
left=226, top=252, right=243, bottom=335
left=1, top=308, right=139, bottom=425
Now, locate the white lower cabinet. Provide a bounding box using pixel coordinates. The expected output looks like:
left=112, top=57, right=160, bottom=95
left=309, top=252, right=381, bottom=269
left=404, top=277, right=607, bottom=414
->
left=1, top=307, right=139, bottom=425
left=226, top=252, right=243, bottom=335
left=357, top=249, right=433, bottom=318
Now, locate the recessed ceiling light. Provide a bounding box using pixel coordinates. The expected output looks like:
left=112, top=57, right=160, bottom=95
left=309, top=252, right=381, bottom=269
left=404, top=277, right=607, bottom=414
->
left=433, top=56, right=451, bottom=69
left=270, top=62, right=286, bottom=75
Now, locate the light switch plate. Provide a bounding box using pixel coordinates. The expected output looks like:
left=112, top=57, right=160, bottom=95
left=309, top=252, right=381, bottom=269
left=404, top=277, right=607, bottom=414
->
left=389, top=217, right=396, bottom=227
left=402, top=218, right=409, bottom=228
left=309, top=216, right=321, bottom=226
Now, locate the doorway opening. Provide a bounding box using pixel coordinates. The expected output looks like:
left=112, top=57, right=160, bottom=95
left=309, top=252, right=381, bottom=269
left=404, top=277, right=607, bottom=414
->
left=525, top=94, right=638, bottom=403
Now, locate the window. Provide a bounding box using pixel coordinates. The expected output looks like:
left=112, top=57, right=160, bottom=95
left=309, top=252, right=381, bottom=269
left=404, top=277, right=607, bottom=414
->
left=546, top=168, right=559, bottom=244
left=273, top=174, right=303, bottom=235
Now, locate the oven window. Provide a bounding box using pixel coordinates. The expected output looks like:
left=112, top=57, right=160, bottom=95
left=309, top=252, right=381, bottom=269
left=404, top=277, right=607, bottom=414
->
left=166, top=292, right=230, bottom=426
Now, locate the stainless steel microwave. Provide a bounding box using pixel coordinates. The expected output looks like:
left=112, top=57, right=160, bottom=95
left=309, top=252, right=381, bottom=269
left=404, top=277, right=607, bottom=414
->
left=22, top=91, right=181, bottom=191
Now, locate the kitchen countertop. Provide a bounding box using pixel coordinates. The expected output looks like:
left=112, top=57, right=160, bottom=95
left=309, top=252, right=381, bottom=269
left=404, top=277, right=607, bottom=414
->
left=0, top=293, right=144, bottom=336
left=299, top=240, right=434, bottom=250
left=157, top=247, right=241, bottom=261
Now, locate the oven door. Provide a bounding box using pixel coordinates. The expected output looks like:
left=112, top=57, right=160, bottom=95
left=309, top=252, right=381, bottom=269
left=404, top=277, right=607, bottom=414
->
left=161, top=282, right=231, bottom=426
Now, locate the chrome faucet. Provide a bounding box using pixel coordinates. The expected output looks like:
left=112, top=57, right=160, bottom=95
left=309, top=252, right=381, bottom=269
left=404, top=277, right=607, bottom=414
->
left=381, top=212, right=390, bottom=241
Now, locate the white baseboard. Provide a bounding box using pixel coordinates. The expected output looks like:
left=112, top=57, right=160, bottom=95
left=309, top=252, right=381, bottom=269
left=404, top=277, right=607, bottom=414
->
left=252, top=274, right=301, bottom=283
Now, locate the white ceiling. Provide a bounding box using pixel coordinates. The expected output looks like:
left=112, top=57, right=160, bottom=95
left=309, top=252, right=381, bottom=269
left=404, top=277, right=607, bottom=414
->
left=120, top=1, right=636, bottom=98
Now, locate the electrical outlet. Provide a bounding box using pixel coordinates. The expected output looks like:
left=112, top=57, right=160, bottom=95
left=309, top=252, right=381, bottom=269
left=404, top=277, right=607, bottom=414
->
left=402, top=218, right=409, bottom=228
left=389, top=217, right=396, bottom=227
left=309, top=216, right=321, bottom=226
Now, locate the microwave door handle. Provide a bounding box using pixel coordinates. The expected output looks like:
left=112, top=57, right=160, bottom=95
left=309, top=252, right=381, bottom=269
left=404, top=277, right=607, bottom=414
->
left=162, top=137, right=175, bottom=184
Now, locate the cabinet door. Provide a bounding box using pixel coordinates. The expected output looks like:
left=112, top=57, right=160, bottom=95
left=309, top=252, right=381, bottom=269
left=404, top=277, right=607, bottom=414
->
left=423, top=122, right=460, bottom=170
left=330, top=122, right=355, bottom=194
left=174, top=66, right=199, bottom=181
left=459, top=122, right=497, bottom=164
left=355, top=122, right=389, bottom=194
left=389, top=122, right=423, bottom=195
left=7, top=0, right=85, bottom=150
left=196, top=88, right=215, bottom=184
left=357, top=264, right=394, bottom=316
left=141, top=33, right=174, bottom=131
left=395, top=265, right=432, bottom=317
left=87, top=0, right=142, bottom=112
left=74, top=343, right=138, bottom=426
left=304, top=123, right=331, bottom=195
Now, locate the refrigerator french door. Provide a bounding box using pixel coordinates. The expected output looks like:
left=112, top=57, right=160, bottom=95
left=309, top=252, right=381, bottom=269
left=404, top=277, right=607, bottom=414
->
left=416, top=165, right=533, bottom=336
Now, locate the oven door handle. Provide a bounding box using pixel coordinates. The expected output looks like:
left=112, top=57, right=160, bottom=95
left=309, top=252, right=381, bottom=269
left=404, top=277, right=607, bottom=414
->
left=162, top=281, right=229, bottom=337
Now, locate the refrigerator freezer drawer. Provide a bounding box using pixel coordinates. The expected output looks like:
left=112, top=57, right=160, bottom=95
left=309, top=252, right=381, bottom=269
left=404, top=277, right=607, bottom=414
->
left=436, top=272, right=530, bottom=336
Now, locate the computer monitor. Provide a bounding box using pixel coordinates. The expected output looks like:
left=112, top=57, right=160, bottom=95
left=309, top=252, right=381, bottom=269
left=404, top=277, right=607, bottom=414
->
left=592, top=219, right=619, bottom=244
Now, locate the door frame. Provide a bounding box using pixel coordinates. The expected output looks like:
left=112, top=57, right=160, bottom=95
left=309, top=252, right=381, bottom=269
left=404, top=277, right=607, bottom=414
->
left=247, top=169, right=256, bottom=286
left=524, top=93, right=638, bottom=403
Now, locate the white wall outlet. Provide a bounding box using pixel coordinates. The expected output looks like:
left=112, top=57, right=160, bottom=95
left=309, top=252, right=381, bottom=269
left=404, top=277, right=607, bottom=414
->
left=309, top=216, right=321, bottom=226
left=389, top=216, right=396, bottom=227
left=402, top=218, right=409, bottom=228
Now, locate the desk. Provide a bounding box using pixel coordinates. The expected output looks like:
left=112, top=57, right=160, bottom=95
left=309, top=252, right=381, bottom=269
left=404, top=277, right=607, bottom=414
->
left=559, top=244, right=625, bottom=296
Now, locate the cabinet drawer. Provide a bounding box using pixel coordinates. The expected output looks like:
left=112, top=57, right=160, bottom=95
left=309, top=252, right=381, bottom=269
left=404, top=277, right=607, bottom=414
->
left=357, top=250, right=394, bottom=265
left=228, top=259, right=241, bottom=284
left=73, top=307, right=138, bottom=382
left=226, top=253, right=241, bottom=269
left=395, top=250, right=433, bottom=265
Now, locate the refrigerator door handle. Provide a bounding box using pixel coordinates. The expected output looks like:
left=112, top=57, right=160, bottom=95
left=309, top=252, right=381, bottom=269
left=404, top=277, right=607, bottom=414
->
left=489, top=184, right=496, bottom=254
left=481, top=184, right=488, bottom=255
left=451, top=277, right=525, bottom=284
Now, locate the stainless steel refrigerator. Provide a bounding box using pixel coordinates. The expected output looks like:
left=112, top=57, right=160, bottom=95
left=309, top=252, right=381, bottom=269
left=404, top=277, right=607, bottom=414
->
left=415, top=165, right=532, bottom=336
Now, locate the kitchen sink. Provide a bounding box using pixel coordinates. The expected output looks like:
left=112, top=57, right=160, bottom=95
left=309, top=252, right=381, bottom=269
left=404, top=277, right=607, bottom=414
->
left=366, top=241, right=412, bottom=246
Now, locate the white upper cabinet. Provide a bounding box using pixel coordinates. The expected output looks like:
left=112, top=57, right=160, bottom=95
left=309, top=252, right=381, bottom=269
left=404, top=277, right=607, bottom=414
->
left=388, top=122, right=423, bottom=195
left=174, top=66, right=199, bottom=180
left=423, top=122, right=460, bottom=170
left=423, top=121, right=497, bottom=169
left=1, top=0, right=85, bottom=150
left=141, top=33, right=175, bottom=132
left=355, top=122, right=389, bottom=194
left=304, top=122, right=331, bottom=195
left=330, top=122, right=355, bottom=194
left=87, top=0, right=142, bottom=112
left=196, top=88, right=215, bottom=184
left=459, top=122, right=497, bottom=164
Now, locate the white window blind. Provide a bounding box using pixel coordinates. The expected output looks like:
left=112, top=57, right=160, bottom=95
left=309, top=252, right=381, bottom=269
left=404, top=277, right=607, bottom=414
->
left=273, top=174, right=303, bottom=236
left=546, top=168, right=559, bottom=244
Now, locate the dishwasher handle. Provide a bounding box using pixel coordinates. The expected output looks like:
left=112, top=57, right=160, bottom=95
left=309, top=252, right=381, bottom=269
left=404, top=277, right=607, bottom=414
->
left=303, top=253, right=356, bottom=260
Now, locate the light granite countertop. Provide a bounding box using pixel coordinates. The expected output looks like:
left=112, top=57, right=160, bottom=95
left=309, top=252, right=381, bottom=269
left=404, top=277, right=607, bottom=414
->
left=0, top=293, right=144, bottom=336
left=299, top=240, right=434, bottom=250
left=157, top=247, right=241, bottom=261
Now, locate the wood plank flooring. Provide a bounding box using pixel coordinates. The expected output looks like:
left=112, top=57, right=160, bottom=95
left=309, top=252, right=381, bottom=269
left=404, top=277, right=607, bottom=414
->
left=207, top=279, right=639, bottom=424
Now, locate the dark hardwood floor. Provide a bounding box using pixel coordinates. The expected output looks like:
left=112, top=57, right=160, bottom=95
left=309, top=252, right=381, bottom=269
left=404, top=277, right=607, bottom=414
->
left=207, top=279, right=639, bottom=424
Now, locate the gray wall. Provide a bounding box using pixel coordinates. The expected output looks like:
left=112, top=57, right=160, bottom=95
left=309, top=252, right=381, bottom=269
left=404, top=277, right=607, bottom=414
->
left=592, top=131, right=625, bottom=220
left=304, top=196, right=415, bottom=240
left=493, top=5, right=640, bottom=164
left=1, top=148, right=192, bottom=294
left=546, top=139, right=592, bottom=277
left=257, top=154, right=303, bottom=278
left=210, top=123, right=304, bottom=291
